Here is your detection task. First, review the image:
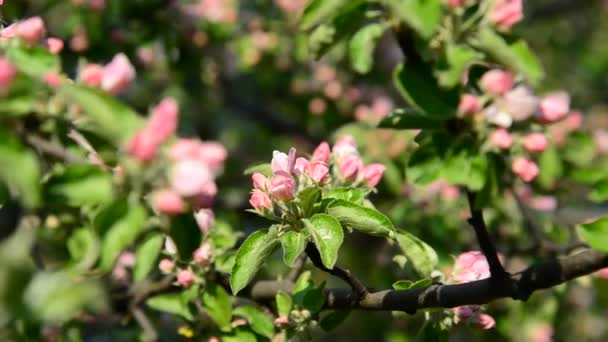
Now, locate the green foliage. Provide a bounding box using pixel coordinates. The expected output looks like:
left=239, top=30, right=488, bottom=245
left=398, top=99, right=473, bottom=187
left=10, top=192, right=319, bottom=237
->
left=276, top=291, right=293, bottom=317
left=304, top=214, right=344, bottom=269
left=320, top=310, right=350, bottom=332
left=395, top=231, right=438, bottom=278
left=202, top=284, right=233, bottom=331
left=7, top=44, right=60, bottom=78
left=44, top=165, right=113, bottom=206
left=146, top=292, right=195, bottom=322
left=133, top=233, right=163, bottom=282
left=327, top=199, right=395, bottom=238
left=349, top=23, right=386, bottom=74
left=577, top=217, right=608, bottom=253
left=280, top=230, right=308, bottom=267
left=379, top=109, right=444, bottom=130
left=386, top=0, right=441, bottom=39
left=0, top=130, right=41, bottom=208
left=230, top=228, right=280, bottom=294
left=233, top=306, right=275, bottom=338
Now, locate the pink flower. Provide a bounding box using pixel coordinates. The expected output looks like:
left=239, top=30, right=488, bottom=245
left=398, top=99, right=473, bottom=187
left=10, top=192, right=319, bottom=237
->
left=252, top=172, right=269, bottom=191
left=46, top=37, right=64, bottom=55
left=169, top=159, right=213, bottom=197
left=564, top=111, right=583, bottom=130
left=194, top=209, right=214, bottom=233
left=479, top=69, right=514, bottom=96
left=454, top=306, right=475, bottom=321
left=454, top=269, right=479, bottom=283
left=362, top=163, right=385, bottom=187
left=158, top=259, right=175, bottom=273
left=88, top=0, right=106, bottom=11
left=80, top=64, right=104, bottom=87
left=250, top=190, right=272, bottom=211
left=44, top=72, right=62, bottom=88
left=191, top=182, right=218, bottom=209
left=271, top=149, right=295, bottom=175
left=147, top=97, right=179, bottom=143
left=447, top=0, right=466, bottom=8
left=198, top=142, right=227, bottom=174
left=309, top=161, right=329, bottom=184
left=527, top=195, right=557, bottom=212
left=269, top=171, right=296, bottom=201
left=169, top=139, right=202, bottom=160
left=490, top=129, right=513, bottom=149
left=294, top=157, right=310, bottom=176
left=0, top=24, right=18, bottom=40
left=311, top=142, right=331, bottom=164
left=474, top=313, right=496, bottom=330
left=177, top=269, right=195, bottom=287
left=539, top=92, right=570, bottom=123
left=530, top=323, right=554, bottom=342
left=333, top=136, right=358, bottom=156
left=523, top=133, right=548, bottom=152
left=17, top=17, right=46, bottom=44
left=0, top=58, right=17, bottom=91
left=455, top=251, right=485, bottom=270
left=127, top=130, right=159, bottom=162
left=458, top=94, right=481, bottom=115
left=441, top=186, right=460, bottom=201
left=152, top=189, right=186, bottom=215
left=338, top=155, right=362, bottom=180
left=101, top=53, right=135, bottom=94
left=193, top=243, right=212, bottom=265
left=274, top=315, right=289, bottom=326
left=70, top=29, right=89, bottom=52
left=504, top=86, right=539, bottom=121
left=512, top=157, right=539, bottom=182
left=490, top=0, right=523, bottom=30
left=308, top=97, right=327, bottom=115
left=274, top=0, right=307, bottom=14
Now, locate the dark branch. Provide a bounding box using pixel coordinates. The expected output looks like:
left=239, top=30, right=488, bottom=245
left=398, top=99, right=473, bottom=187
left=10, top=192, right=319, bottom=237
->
left=130, top=306, right=159, bottom=342
left=465, top=190, right=507, bottom=278
left=287, top=254, right=308, bottom=282
left=251, top=249, right=608, bottom=312
left=25, top=133, right=86, bottom=164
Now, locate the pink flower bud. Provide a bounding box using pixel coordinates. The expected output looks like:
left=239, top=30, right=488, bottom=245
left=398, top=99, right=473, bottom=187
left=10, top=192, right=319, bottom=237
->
left=311, top=141, right=331, bottom=164
left=274, top=315, right=289, bottom=326
left=194, top=209, right=214, bottom=233
left=523, top=133, right=548, bottom=152
left=455, top=251, right=485, bottom=270
left=333, top=136, right=358, bottom=156
left=454, top=306, right=474, bottom=321
left=490, top=128, right=513, bottom=150
left=169, top=139, right=202, bottom=160
left=490, top=0, right=523, bottom=30
left=362, top=163, right=385, bottom=187
left=539, top=92, right=570, bottom=123
left=191, top=182, right=218, bottom=209
left=80, top=64, right=104, bottom=87
left=309, top=161, right=329, bottom=184
left=148, top=97, right=179, bottom=143
left=44, top=72, right=62, bottom=88
left=252, top=172, right=270, bottom=191
left=504, top=86, right=539, bottom=121
left=250, top=190, right=272, bottom=211
left=118, top=251, right=136, bottom=268
left=0, top=23, right=17, bottom=40
left=101, top=53, right=135, bottom=95
left=338, top=155, right=362, bottom=180
left=158, top=258, right=174, bottom=273
left=271, top=150, right=291, bottom=174
left=564, top=111, right=583, bottom=130
left=0, top=58, right=17, bottom=91
left=17, top=17, right=46, bottom=45
left=294, top=157, right=310, bottom=176
left=152, top=189, right=186, bottom=215
left=177, top=269, right=194, bottom=287
left=193, top=243, right=212, bottom=265
left=530, top=323, right=553, bottom=342
left=70, top=29, right=89, bottom=52
left=474, top=313, right=496, bottom=330
left=457, top=94, right=481, bottom=115
left=512, top=157, right=539, bottom=182
left=269, top=171, right=296, bottom=201
left=169, top=159, right=213, bottom=197
left=447, top=0, right=466, bottom=8
left=479, top=69, right=514, bottom=96
left=46, top=37, right=64, bottom=55
left=308, top=97, right=327, bottom=115
left=441, top=186, right=460, bottom=201
left=127, top=130, right=159, bottom=162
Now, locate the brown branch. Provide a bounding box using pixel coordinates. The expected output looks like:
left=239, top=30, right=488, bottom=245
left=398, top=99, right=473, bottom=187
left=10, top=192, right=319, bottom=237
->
left=251, top=249, right=608, bottom=312
left=130, top=306, right=159, bottom=341
left=287, top=254, right=308, bottom=282
left=25, top=134, right=86, bottom=164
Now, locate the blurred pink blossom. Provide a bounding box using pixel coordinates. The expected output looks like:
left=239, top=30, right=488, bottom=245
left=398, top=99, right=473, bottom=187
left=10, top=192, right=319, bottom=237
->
left=147, top=97, right=179, bottom=143
left=539, top=92, right=570, bottom=123
left=512, top=157, right=539, bottom=182
left=193, top=243, right=212, bottom=265
left=152, top=189, right=186, bottom=215
left=17, top=17, right=46, bottom=45
left=523, top=133, right=548, bottom=152
left=490, top=128, right=513, bottom=150
left=490, top=0, right=523, bottom=30
left=362, top=163, right=385, bottom=187
left=46, top=37, right=64, bottom=55
left=158, top=259, right=175, bottom=274
left=312, top=142, right=331, bottom=164
left=0, top=58, right=17, bottom=91
left=101, top=53, right=135, bottom=95
left=194, top=209, right=214, bottom=233
left=480, top=69, right=514, bottom=96
left=170, top=159, right=213, bottom=197
left=177, top=269, right=195, bottom=287
left=458, top=94, right=481, bottom=115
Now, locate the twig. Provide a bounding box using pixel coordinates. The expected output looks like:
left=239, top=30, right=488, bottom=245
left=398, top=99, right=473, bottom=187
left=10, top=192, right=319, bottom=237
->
left=131, top=306, right=159, bottom=341
left=25, top=134, right=86, bottom=164
left=305, top=244, right=369, bottom=302
left=465, top=190, right=508, bottom=278
left=130, top=276, right=175, bottom=304
left=287, top=254, right=308, bottom=282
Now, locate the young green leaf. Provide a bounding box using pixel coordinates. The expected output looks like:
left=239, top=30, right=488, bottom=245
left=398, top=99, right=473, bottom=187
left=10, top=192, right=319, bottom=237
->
left=538, top=147, right=563, bottom=189
left=133, top=233, right=163, bottom=282
left=322, top=187, right=369, bottom=205
left=45, top=165, right=113, bottom=207
left=327, top=199, right=395, bottom=238
left=298, top=187, right=322, bottom=217
left=386, top=0, right=441, bottom=39
left=436, top=44, right=483, bottom=88
left=233, top=306, right=275, bottom=338
left=395, top=231, right=438, bottom=278
left=300, top=0, right=358, bottom=30
left=378, top=109, right=445, bottom=130
left=303, top=214, right=344, bottom=269
left=7, top=45, right=60, bottom=78
left=280, top=230, right=308, bottom=267
left=276, top=291, right=293, bottom=317
left=577, top=216, right=608, bottom=253
left=66, top=227, right=99, bottom=271
left=99, top=204, right=148, bottom=271
left=349, top=23, right=386, bottom=74
left=230, top=228, right=280, bottom=294
left=147, top=293, right=194, bottom=321
left=243, top=163, right=272, bottom=176
left=302, top=286, right=326, bottom=312
left=202, top=284, right=233, bottom=331
left=0, top=130, right=41, bottom=208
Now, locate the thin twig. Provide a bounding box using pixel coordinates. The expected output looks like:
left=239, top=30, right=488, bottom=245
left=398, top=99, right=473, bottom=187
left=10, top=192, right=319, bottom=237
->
left=25, top=134, right=86, bottom=163
left=131, top=306, right=159, bottom=341
left=287, top=254, right=308, bottom=282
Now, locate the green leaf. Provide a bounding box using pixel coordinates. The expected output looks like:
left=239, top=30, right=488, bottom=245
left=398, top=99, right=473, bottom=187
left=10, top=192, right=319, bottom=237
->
left=320, top=310, right=350, bottom=332
left=280, top=231, right=308, bottom=267
left=302, top=286, right=326, bottom=312
left=323, top=187, right=369, bottom=205
left=202, top=284, right=233, bottom=331
left=590, top=179, right=608, bottom=203
left=378, top=109, right=444, bottom=130
left=415, top=321, right=449, bottom=342
left=0, top=130, right=41, bottom=208
left=233, top=306, right=275, bottom=338
left=276, top=291, right=293, bottom=317
left=395, top=231, right=438, bottom=278
left=147, top=293, right=194, bottom=321
left=303, top=214, right=344, bottom=269
left=243, top=163, right=271, bottom=177
left=349, top=23, right=386, bottom=74
left=393, top=62, right=459, bottom=118
left=436, top=44, right=483, bottom=88
left=386, top=0, right=441, bottom=39
left=230, top=228, right=280, bottom=294
left=300, top=0, right=353, bottom=30
left=327, top=199, right=395, bottom=238
left=538, top=147, right=563, bottom=189
left=0, top=94, right=36, bottom=116
left=476, top=28, right=544, bottom=85
left=45, top=165, right=113, bottom=206
left=99, top=204, right=148, bottom=271
left=298, top=187, right=322, bottom=217
left=563, top=132, right=595, bottom=167
left=392, top=278, right=432, bottom=290
left=133, top=233, right=163, bottom=282
left=577, top=216, right=608, bottom=253
left=293, top=270, right=313, bottom=294
left=60, top=84, right=143, bottom=143
left=442, top=150, right=488, bottom=191
left=7, top=45, right=60, bottom=78
left=66, top=228, right=99, bottom=271
left=169, top=214, right=202, bottom=261
left=222, top=328, right=258, bottom=342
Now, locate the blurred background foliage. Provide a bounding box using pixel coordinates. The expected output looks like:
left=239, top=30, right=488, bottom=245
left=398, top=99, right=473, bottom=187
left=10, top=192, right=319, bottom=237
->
left=1, top=0, right=608, bottom=341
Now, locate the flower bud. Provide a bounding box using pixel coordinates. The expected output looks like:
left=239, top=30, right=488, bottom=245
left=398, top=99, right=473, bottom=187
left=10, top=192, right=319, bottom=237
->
left=269, top=171, right=296, bottom=201
left=362, top=163, right=385, bottom=187
left=101, top=53, right=135, bottom=95
left=474, top=313, right=496, bottom=330
left=193, top=243, right=212, bottom=265
left=333, top=136, right=358, bottom=156
left=274, top=315, right=289, bottom=326
left=0, top=23, right=17, bottom=40
left=504, top=86, right=539, bottom=121
left=198, top=142, right=228, bottom=175
left=311, top=142, right=331, bottom=164
left=46, top=37, right=64, bottom=55
left=194, top=209, right=214, bottom=233
left=0, top=58, right=17, bottom=91
left=447, top=0, right=466, bottom=8
left=152, top=189, right=186, bottom=215
left=479, top=69, right=514, bottom=96
left=127, top=130, right=159, bottom=162
left=44, top=72, right=62, bottom=88
left=169, top=159, right=213, bottom=197
left=338, top=155, right=362, bottom=180
left=539, top=92, right=570, bottom=123
left=489, top=128, right=513, bottom=150
left=158, top=258, right=175, bottom=274
left=177, top=269, right=194, bottom=287
left=17, top=17, right=46, bottom=44
left=490, top=0, right=523, bottom=30
left=454, top=306, right=474, bottom=321
left=271, top=150, right=290, bottom=174
left=148, top=97, right=179, bottom=143
left=457, top=94, right=481, bottom=115
left=250, top=190, right=273, bottom=211
left=511, top=157, right=539, bottom=182
left=191, top=182, right=218, bottom=209
left=252, top=172, right=270, bottom=191
left=523, top=133, right=548, bottom=152
left=294, top=157, right=310, bottom=176
left=80, top=64, right=104, bottom=87
left=309, top=161, right=329, bottom=184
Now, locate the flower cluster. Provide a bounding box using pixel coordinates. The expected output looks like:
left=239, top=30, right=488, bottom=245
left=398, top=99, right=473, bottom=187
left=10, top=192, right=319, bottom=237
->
left=451, top=251, right=496, bottom=330
left=457, top=68, right=580, bottom=183
left=79, top=53, right=136, bottom=95
left=249, top=136, right=386, bottom=213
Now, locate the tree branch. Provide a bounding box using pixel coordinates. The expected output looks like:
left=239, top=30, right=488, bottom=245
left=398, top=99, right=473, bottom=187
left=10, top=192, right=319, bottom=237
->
left=25, top=133, right=86, bottom=164
left=251, top=249, right=608, bottom=312
left=130, top=306, right=159, bottom=341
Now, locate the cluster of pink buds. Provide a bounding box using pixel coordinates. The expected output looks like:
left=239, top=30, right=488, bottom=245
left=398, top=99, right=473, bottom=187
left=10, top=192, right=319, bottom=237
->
left=457, top=68, right=580, bottom=183
left=451, top=251, right=496, bottom=329
left=79, top=53, right=136, bottom=94
left=159, top=239, right=214, bottom=288
left=249, top=136, right=386, bottom=214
